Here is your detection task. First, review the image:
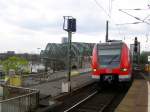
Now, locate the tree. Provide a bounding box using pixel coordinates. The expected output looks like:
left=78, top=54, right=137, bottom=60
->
left=0, top=56, right=28, bottom=75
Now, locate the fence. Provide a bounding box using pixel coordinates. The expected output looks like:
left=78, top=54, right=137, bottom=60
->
left=0, top=85, right=39, bottom=112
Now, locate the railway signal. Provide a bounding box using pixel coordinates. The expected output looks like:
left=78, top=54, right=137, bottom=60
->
left=133, top=37, right=140, bottom=64
left=134, top=37, right=138, bottom=53
left=63, top=16, right=76, bottom=32
left=63, top=16, right=76, bottom=92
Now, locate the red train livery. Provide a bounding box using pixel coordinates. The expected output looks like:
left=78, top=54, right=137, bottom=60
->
left=91, top=41, right=132, bottom=83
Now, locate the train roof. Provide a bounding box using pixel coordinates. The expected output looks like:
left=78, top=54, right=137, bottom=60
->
left=98, top=41, right=125, bottom=49
left=99, top=41, right=124, bottom=46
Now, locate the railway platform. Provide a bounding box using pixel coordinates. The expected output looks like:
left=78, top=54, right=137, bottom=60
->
left=27, top=68, right=93, bottom=98
left=32, top=69, right=94, bottom=112
left=115, top=72, right=149, bottom=112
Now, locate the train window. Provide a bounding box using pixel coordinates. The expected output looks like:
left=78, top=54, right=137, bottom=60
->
left=98, top=49, right=121, bottom=68
left=99, top=49, right=120, bottom=55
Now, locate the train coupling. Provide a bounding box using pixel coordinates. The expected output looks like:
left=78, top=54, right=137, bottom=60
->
left=104, top=76, right=113, bottom=83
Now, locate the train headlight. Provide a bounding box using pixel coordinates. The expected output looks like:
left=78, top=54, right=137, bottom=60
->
left=121, top=68, right=128, bottom=72
left=93, top=69, right=97, bottom=72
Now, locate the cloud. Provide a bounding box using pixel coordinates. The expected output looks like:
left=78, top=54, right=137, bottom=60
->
left=18, top=20, right=56, bottom=31
left=0, top=0, right=149, bottom=53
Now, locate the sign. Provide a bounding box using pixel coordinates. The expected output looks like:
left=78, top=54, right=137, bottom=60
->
left=148, top=56, right=150, bottom=62
left=62, top=82, right=70, bottom=92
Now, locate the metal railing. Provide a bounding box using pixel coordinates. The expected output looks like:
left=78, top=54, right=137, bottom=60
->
left=0, top=85, right=39, bottom=112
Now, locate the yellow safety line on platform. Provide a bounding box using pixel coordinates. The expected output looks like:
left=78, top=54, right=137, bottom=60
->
left=65, top=71, right=80, bottom=77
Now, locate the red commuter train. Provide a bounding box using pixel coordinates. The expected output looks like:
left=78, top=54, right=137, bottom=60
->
left=91, top=41, right=133, bottom=84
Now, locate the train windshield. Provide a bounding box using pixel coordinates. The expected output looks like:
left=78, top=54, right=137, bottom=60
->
left=99, top=49, right=121, bottom=68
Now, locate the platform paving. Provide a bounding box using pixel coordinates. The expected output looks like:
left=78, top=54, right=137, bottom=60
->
left=115, top=72, right=148, bottom=112
left=28, top=72, right=94, bottom=98
left=23, top=68, right=91, bottom=86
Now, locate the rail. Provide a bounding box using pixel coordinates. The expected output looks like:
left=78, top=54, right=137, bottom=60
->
left=0, top=85, right=39, bottom=112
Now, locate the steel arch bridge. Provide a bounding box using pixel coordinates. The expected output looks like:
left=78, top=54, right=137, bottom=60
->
left=40, top=42, right=94, bottom=71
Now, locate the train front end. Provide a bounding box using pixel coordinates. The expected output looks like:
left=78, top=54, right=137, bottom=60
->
left=91, top=42, right=132, bottom=84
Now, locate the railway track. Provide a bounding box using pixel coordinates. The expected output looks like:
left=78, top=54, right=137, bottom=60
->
left=54, top=84, right=130, bottom=112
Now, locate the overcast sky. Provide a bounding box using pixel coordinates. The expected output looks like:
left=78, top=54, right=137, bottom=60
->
left=0, top=0, right=150, bottom=53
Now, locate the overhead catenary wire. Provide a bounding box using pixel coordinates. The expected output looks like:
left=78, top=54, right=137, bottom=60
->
left=119, top=8, right=150, bottom=10
left=119, top=9, right=150, bottom=25
left=93, top=0, right=124, bottom=41
left=93, top=0, right=111, bottom=18
left=143, top=14, right=150, bottom=21
left=116, top=22, right=144, bottom=25
left=114, top=24, right=124, bottom=40
left=93, top=0, right=150, bottom=43
left=109, top=0, right=113, bottom=18
left=119, top=8, right=150, bottom=21
left=92, top=0, right=142, bottom=40
left=109, top=0, right=111, bottom=17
